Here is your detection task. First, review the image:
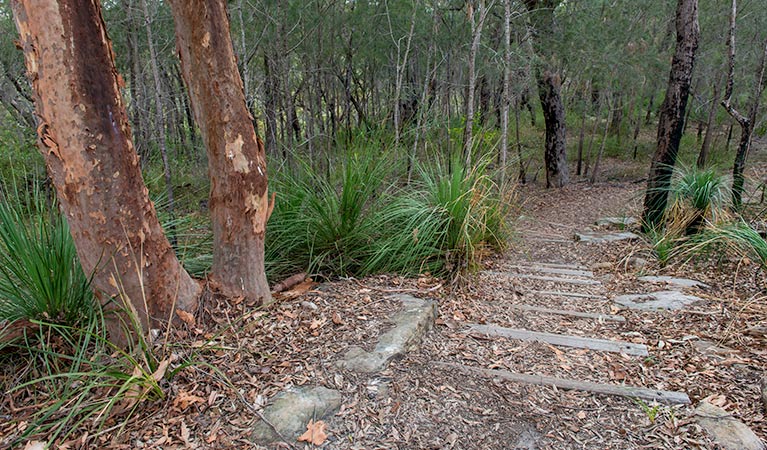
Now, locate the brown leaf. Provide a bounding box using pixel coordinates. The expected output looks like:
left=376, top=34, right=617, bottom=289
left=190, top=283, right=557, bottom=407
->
left=173, top=390, right=206, bottom=410
left=177, top=309, right=195, bottom=326
left=331, top=312, right=343, bottom=325
left=297, top=419, right=328, bottom=446
left=22, top=442, right=46, bottom=450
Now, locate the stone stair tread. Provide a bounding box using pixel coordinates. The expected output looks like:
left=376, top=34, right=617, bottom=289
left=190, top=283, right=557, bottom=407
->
left=502, top=273, right=601, bottom=286
left=529, top=290, right=607, bottom=300
left=466, top=323, right=648, bottom=356
left=433, top=362, right=690, bottom=405
left=506, top=265, right=595, bottom=278
left=509, top=304, right=625, bottom=322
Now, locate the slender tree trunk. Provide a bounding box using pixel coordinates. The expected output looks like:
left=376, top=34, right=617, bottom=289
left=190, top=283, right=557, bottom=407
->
left=697, top=81, right=719, bottom=168
left=584, top=97, right=602, bottom=176
left=720, top=0, right=767, bottom=207
left=141, top=0, right=177, bottom=246
left=576, top=90, right=588, bottom=176
left=11, top=0, right=201, bottom=340
left=515, top=96, right=525, bottom=183
left=500, top=0, right=512, bottom=186
left=642, top=0, right=700, bottom=230
left=590, top=98, right=613, bottom=184
left=263, top=52, right=279, bottom=158
left=463, top=0, right=491, bottom=167
left=168, top=0, right=272, bottom=304
left=644, top=88, right=656, bottom=125
left=392, top=1, right=417, bottom=149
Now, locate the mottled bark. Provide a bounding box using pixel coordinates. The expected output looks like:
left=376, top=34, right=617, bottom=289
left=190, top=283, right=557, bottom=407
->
left=168, top=0, right=272, bottom=304
left=11, top=0, right=200, bottom=338
left=642, top=0, right=699, bottom=229
left=697, top=82, right=719, bottom=168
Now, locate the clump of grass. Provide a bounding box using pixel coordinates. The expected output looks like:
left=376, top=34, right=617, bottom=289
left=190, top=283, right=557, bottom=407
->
left=667, top=165, right=728, bottom=234
left=0, top=186, right=94, bottom=325
left=687, top=221, right=767, bottom=269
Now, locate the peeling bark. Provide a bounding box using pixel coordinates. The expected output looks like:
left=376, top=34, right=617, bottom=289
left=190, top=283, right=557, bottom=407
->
left=168, top=0, right=272, bottom=305
left=11, top=0, right=200, bottom=340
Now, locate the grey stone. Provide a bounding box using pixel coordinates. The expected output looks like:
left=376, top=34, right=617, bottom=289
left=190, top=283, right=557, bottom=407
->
left=613, top=290, right=702, bottom=311
left=627, top=257, right=649, bottom=269
left=638, top=275, right=709, bottom=289
left=251, top=386, right=342, bottom=444
left=575, top=231, right=640, bottom=244
left=336, top=295, right=436, bottom=373
left=692, top=339, right=738, bottom=360
left=596, top=217, right=638, bottom=229
left=695, top=401, right=765, bottom=450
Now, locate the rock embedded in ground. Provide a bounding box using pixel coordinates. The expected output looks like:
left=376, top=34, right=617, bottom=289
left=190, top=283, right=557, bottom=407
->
left=638, top=275, right=709, bottom=289
left=695, top=401, right=766, bottom=450
left=251, top=386, right=342, bottom=445
left=575, top=230, right=640, bottom=244
left=336, top=294, right=436, bottom=373
left=613, top=290, right=702, bottom=311
left=627, top=256, right=649, bottom=269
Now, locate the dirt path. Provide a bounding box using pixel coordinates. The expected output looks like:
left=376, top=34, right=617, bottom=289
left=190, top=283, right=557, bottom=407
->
left=323, top=181, right=765, bottom=449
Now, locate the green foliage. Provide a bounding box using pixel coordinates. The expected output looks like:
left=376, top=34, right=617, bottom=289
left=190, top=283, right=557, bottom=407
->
left=688, top=221, right=767, bottom=269
left=0, top=186, right=94, bottom=325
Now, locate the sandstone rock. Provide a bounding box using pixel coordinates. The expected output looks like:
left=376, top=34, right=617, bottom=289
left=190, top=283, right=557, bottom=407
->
left=575, top=231, right=640, bottom=244
left=252, top=386, right=342, bottom=444
left=695, top=401, right=765, bottom=450
left=336, top=295, right=436, bottom=373
left=638, top=275, right=709, bottom=289
left=613, top=290, right=702, bottom=311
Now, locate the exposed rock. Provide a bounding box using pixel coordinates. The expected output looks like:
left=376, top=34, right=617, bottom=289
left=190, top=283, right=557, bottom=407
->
left=596, top=216, right=638, bottom=229
left=251, top=386, right=342, bottom=444
left=336, top=295, right=436, bottom=373
left=638, top=275, right=709, bottom=289
left=627, top=257, right=649, bottom=269
left=575, top=231, right=640, bottom=244
left=613, top=290, right=702, bottom=311
left=592, top=262, right=613, bottom=270
left=692, top=339, right=738, bottom=361
left=695, top=401, right=765, bottom=450
left=761, top=377, right=767, bottom=411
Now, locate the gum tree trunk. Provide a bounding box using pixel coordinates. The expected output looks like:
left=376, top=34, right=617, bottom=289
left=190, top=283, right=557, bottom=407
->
left=11, top=0, right=201, bottom=338
left=168, top=0, right=272, bottom=305
left=642, top=0, right=700, bottom=229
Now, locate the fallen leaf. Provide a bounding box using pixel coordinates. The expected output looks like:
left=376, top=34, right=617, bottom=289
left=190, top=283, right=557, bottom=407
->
left=177, top=309, right=195, bottom=326
left=331, top=312, right=343, bottom=325
left=577, top=410, right=587, bottom=419
left=297, top=419, right=328, bottom=446
left=180, top=421, right=191, bottom=447
left=23, top=442, right=46, bottom=450
left=173, top=390, right=206, bottom=410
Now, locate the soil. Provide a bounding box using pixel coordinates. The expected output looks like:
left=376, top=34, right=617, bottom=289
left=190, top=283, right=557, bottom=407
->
left=2, top=156, right=767, bottom=449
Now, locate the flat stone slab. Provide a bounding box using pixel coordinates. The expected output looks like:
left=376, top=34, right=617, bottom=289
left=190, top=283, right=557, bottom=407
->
left=466, top=323, right=648, bottom=356
left=336, top=295, right=436, bottom=373
left=596, top=217, right=638, bottom=228
left=529, top=290, right=607, bottom=300
left=434, top=362, right=690, bottom=405
left=638, top=275, right=709, bottom=289
left=503, top=273, right=601, bottom=286
left=695, top=401, right=766, bottom=450
left=575, top=231, right=640, bottom=243
left=508, top=265, right=595, bottom=278
left=252, top=386, right=342, bottom=444
left=509, top=304, right=626, bottom=322
left=614, top=290, right=703, bottom=311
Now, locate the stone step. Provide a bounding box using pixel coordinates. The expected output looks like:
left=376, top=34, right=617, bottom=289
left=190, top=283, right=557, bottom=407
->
left=507, top=265, right=594, bottom=278
left=433, top=362, right=690, bottom=405
left=529, top=290, right=607, bottom=300
left=527, top=262, right=590, bottom=271
left=503, top=273, right=601, bottom=286
left=509, top=304, right=625, bottom=322
left=466, top=323, right=648, bottom=356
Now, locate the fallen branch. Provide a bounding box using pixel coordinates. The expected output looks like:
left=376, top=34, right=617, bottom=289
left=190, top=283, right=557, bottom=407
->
left=271, top=272, right=307, bottom=294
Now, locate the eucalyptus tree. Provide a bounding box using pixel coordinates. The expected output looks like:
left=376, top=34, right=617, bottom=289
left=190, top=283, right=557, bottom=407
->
left=643, top=0, right=700, bottom=229
left=11, top=0, right=201, bottom=342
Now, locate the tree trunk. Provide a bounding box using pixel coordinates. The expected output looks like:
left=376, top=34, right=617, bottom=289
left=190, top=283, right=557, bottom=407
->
left=141, top=0, right=177, bottom=246
left=168, top=0, right=272, bottom=304
left=642, top=0, right=700, bottom=230
left=720, top=0, right=767, bottom=208
left=463, top=0, right=490, bottom=167
left=500, top=0, right=512, bottom=186
left=11, top=0, right=200, bottom=340
left=537, top=69, right=569, bottom=188
left=697, top=81, right=719, bottom=168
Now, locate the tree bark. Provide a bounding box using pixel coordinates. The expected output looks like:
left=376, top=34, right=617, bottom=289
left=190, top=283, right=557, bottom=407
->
left=524, top=0, right=569, bottom=188
left=720, top=0, right=767, bottom=208
left=463, top=0, right=491, bottom=167
left=11, top=0, right=200, bottom=339
left=168, top=0, right=272, bottom=304
left=697, top=81, right=719, bottom=168
left=642, top=0, right=700, bottom=229
left=500, top=0, right=512, bottom=185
